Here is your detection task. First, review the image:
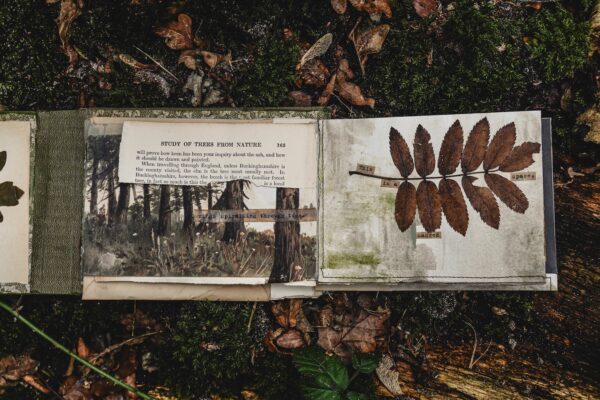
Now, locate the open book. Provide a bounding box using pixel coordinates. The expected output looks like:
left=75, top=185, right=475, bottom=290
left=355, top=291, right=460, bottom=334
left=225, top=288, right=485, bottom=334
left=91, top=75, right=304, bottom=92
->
left=0, top=109, right=556, bottom=299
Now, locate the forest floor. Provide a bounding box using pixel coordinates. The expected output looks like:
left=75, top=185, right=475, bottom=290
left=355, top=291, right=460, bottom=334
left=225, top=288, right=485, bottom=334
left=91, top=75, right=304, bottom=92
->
left=1, top=0, right=600, bottom=399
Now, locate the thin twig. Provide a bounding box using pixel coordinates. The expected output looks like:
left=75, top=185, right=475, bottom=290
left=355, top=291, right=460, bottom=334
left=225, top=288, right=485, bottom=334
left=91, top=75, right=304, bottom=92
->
left=0, top=300, right=156, bottom=400
left=247, top=302, right=258, bottom=334
left=88, top=331, right=162, bottom=365
left=134, top=46, right=179, bottom=82
left=349, top=168, right=500, bottom=181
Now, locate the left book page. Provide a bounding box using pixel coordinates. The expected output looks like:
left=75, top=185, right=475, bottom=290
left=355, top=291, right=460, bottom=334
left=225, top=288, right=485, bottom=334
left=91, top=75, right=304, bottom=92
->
left=82, top=118, right=319, bottom=294
left=0, top=119, right=34, bottom=293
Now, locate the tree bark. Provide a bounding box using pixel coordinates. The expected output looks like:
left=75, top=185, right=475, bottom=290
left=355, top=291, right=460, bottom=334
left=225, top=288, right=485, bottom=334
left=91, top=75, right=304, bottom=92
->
left=89, top=156, right=99, bottom=215
left=182, top=185, right=194, bottom=234
left=143, top=184, right=151, bottom=219
left=107, top=167, right=117, bottom=225
left=269, top=188, right=303, bottom=283
left=157, top=185, right=171, bottom=236
left=115, top=183, right=130, bottom=224
left=218, top=180, right=246, bottom=243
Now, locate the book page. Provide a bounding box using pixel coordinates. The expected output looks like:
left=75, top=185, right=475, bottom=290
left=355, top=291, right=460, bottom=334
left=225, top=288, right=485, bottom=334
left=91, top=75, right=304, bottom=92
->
left=82, top=119, right=318, bottom=286
left=320, top=111, right=547, bottom=284
left=0, top=121, right=32, bottom=291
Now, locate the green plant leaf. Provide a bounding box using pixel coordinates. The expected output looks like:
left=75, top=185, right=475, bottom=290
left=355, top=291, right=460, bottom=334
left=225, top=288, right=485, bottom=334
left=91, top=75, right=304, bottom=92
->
left=295, top=347, right=350, bottom=391
left=346, top=392, right=370, bottom=400
left=0, top=151, right=6, bottom=172
left=303, top=385, right=342, bottom=400
left=351, top=352, right=381, bottom=374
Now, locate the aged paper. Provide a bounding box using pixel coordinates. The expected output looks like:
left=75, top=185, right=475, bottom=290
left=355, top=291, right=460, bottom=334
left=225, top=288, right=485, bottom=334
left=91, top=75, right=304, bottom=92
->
left=0, top=121, right=31, bottom=290
left=320, top=111, right=547, bottom=284
left=118, top=121, right=317, bottom=188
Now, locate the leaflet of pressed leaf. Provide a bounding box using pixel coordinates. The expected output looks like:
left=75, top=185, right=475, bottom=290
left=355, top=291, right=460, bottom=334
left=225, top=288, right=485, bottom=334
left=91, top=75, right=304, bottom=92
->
left=461, top=176, right=500, bottom=229
left=483, top=122, right=516, bottom=171
left=0, top=151, right=25, bottom=224
left=394, top=181, right=416, bottom=232
left=416, top=180, right=442, bottom=232
left=484, top=173, right=529, bottom=214
left=413, top=125, right=435, bottom=178
left=389, top=127, right=414, bottom=178
left=439, top=178, right=469, bottom=236
left=437, top=120, right=463, bottom=176
left=499, top=142, right=541, bottom=172
left=461, top=118, right=490, bottom=173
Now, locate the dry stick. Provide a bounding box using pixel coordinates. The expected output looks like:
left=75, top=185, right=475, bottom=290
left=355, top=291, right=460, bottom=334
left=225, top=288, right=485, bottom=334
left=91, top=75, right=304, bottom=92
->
left=247, top=302, right=258, bottom=334
left=349, top=168, right=500, bottom=181
left=89, top=331, right=162, bottom=365
left=133, top=46, right=179, bottom=82
left=0, top=300, right=156, bottom=400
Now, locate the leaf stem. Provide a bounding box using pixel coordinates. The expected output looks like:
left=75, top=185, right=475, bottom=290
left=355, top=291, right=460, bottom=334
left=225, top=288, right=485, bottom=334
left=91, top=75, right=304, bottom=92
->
left=348, top=168, right=500, bottom=181
left=0, top=300, right=156, bottom=400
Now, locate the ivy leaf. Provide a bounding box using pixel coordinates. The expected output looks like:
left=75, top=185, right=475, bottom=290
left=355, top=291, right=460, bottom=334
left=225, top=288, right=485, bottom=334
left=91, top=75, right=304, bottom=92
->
left=294, top=347, right=349, bottom=391
left=346, top=392, right=370, bottom=400
left=303, top=385, right=342, bottom=400
left=351, top=352, right=381, bottom=374
left=0, top=151, right=6, bottom=172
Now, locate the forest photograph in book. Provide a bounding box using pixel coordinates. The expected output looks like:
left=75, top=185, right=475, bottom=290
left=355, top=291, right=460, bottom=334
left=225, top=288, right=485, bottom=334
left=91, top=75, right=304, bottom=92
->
left=82, top=133, right=317, bottom=281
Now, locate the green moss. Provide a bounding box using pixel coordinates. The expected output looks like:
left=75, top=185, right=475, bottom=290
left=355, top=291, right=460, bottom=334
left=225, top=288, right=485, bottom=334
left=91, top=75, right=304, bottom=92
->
left=526, top=6, right=589, bottom=83
left=232, top=35, right=299, bottom=107
left=327, top=252, right=381, bottom=268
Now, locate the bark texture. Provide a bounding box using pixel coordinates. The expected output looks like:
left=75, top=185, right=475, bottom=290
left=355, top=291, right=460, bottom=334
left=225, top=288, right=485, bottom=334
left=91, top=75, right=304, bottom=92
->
left=269, top=188, right=303, bottom=283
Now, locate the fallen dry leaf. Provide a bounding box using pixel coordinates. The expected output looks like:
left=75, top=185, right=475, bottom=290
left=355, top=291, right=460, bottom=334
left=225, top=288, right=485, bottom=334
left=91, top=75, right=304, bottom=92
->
left=317, top=75, right=337, bottom=106
left=155, top=13, right=199, bottom=50
left=349, top=23, right=390, bottom=75
left=178, top=49, right=201, bottom=70
left=201, top=50, right=231, bottom=69
left=331, top=0, right=348, bottom=14
left=54, top=0, right=83, bottom=70
left=118, top=53, right=156, bottom=70
left=300, top=33, right=333, bottom=67
left=299, top=59, right=331, bottom=87
left=289, top=90, right=312, bottom=106
left=413, top=0, right=438, bottom=18
left=271, top=299, right=303, bottom=329
left=577, top=107, right=600, bottom=144
left=316, top=295, right=389, bottom=358
left=184, top=71, right=203, bottom=107
left=276, top=329, right=305, bottom=349
left=349, top=0, right=392, bottom=18
left=336, top=78, right=375, bottom=108
left=376, top=355, right=403, bottom=396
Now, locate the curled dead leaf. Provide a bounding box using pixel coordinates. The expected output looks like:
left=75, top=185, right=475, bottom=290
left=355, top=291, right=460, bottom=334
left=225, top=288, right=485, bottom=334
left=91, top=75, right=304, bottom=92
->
left=289, top=90, right=312, bottom=106
left=317, top=75, right=337, bottom=106
left=349, top=0, right=392, bottom=18
left=155, top=13, right=196, bottom=50
left=201, top=50, right=231, bottom=69
left=413, top=0, right=439, bottom=18
left=331, top=0, right=348, bottom=14
left=272, top=299, right=303, bottom=329
left=336, top=78, right=375, bottom=108
left=577, top=107, right=600, bottom=144
left=349, top=23, right=390, bottom=75
left=299, top=59, right=331, bottom=87
left=276, top=329, right=306, bottom=349
left=118, top=54, right=155, bottom=70
left=300, top=33, right=333, bottom=67
left=55, top=0, right=83, bottom=70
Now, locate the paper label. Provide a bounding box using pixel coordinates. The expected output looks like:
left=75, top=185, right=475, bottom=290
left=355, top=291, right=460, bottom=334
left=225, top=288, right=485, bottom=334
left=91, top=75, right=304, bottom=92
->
left=118, top=121, right=317, bottom=188
left=511, top=171, right=536, bottom=181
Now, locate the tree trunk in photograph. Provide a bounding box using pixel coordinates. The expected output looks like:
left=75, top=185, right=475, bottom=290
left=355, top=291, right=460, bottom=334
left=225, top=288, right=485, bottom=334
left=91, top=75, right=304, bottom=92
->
left=269, top=188, right=302, bottom=283
left=157, top=185, right=171, bottom=236
left=107, top=168, right=117, bottom=225
left=89, top=156, right=99, bottom=215
left=220, top=180, right=246, bottom=243
left=143, top=184, right=151, bottom=219
left=115, top=183, right=130, bottom=224
left=182, top=185, right=194, bottom=235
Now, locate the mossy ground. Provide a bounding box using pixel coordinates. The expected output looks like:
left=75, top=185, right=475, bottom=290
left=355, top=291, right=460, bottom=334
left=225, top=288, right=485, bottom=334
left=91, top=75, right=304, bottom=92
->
left=0, top=0, right=597, bottom=399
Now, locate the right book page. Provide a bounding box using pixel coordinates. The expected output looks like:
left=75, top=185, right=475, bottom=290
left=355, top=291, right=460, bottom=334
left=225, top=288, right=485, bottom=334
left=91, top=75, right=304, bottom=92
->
left=319, top=111, right=552, bottom=287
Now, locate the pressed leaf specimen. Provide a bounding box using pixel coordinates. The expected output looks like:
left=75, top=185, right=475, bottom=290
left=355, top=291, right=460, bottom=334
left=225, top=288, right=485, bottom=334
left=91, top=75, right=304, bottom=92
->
left=0, top=151, right=25, bottom=223
left=350, top=118, right=541, bottom=235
